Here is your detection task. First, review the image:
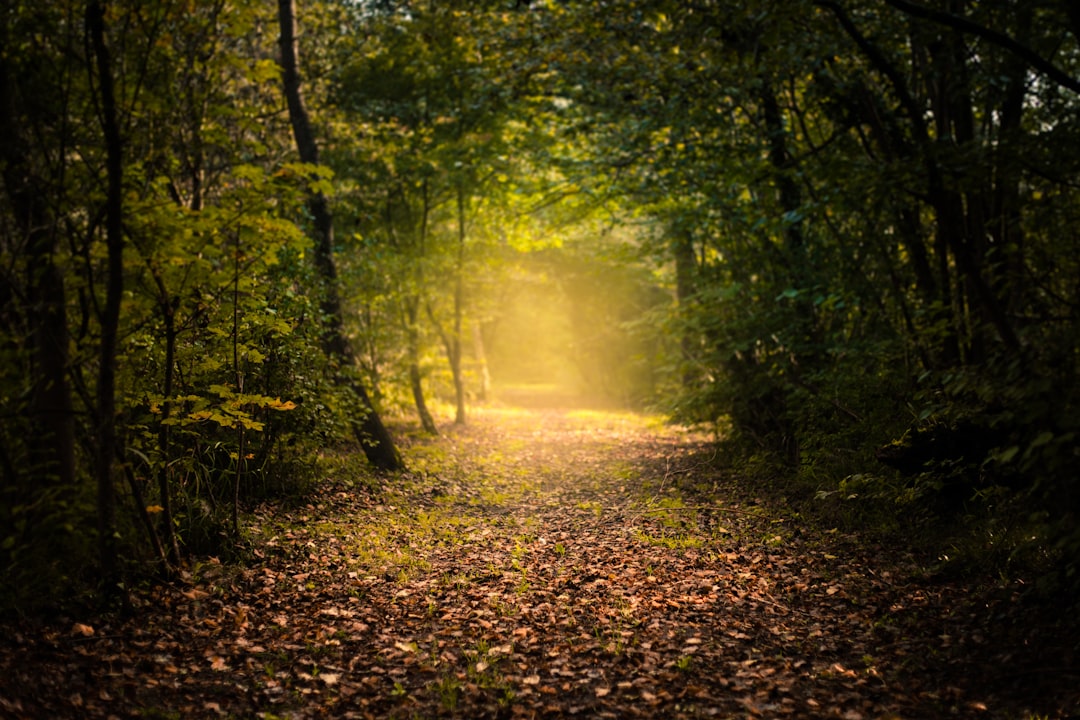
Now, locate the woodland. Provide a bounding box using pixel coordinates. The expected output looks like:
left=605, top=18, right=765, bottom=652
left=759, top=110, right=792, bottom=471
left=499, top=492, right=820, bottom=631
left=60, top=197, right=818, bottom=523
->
left=1, top=0, right=1080, bottom=717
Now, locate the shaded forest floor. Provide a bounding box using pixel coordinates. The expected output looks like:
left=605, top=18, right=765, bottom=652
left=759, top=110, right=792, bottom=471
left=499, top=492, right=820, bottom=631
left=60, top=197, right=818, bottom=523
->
left=2, top=398, right=1079, bottom=719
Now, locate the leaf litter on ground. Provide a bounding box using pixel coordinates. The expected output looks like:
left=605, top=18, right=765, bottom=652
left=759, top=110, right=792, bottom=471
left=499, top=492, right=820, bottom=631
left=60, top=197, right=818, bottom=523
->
left=0, top=402, right=1077, bottom=719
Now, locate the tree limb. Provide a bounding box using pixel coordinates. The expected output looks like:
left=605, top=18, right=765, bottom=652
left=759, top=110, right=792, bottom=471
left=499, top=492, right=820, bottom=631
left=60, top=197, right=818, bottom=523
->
left=879, top=0, right=1080, bottom=95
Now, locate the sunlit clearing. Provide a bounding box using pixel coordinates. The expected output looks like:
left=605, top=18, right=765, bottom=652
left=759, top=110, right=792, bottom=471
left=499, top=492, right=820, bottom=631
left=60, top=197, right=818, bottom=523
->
left=484, top=254, right=666, bottom=411
left=470, top=403, right=666, bottom=429
left=485, top=273, right=579, bottom=404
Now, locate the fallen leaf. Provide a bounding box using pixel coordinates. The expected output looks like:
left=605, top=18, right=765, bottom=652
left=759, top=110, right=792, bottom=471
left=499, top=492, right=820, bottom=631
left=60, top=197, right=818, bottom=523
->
left=72, top=623, right=94, bottom=637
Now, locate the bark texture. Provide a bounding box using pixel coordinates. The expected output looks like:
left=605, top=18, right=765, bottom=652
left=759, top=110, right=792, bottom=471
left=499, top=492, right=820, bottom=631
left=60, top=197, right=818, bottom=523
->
left=277, top=0, right=403, bottom=470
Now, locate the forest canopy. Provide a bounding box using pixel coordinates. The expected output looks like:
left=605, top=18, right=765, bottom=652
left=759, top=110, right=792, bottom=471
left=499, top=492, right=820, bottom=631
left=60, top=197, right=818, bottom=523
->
left=2, top=0, right=1079, bottom=612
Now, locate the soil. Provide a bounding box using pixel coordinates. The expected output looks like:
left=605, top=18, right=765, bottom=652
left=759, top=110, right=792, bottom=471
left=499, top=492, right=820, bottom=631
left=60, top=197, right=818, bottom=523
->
left=1, top=399, right=1077, bottom=719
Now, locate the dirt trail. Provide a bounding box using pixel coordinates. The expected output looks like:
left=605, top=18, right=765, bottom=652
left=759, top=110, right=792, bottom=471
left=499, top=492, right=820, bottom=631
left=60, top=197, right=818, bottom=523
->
left=1, top=403, right=1076, bottom=719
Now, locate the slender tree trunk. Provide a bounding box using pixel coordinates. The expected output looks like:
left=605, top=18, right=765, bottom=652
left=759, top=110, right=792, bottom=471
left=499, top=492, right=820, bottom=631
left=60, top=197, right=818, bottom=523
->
left=0, top=51, right=76, bottom=492
left=27, top=249, right=74, bottom=485
left=924, top=22, right=1020, bottom=355
left=360, top=302, right=383, bottom=400
left=451, top=183, right=467, bottom=425
left=277, top=0, right=402, bottom=470
left=122, top=462, right=166, bottom=568
left=671, top=222, right=698, bottom=389
left=87, top=0, right=124, bottom=598
left=834, top=72, right=954, bottom=364
left=406, top=179, right=437, bottom=434
left=406, top=297, right=438, bottom=435
left=157, top=319, right=181, bottom=564
left=472, top=323, right=491, bottom=404
left=760, top=80, right=812, bottom=311
left=823, top=0, right=1022, bottom=360
left=991, top=3, right=1031, bottom=317
left=231, top=229, right=244, bottom=536
left=759, top=77, right=810, bottom=466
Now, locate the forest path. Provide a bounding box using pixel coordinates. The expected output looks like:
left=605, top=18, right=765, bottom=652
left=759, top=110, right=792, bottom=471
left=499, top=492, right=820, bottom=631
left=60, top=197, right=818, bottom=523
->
left=1, top=400, right=1073, bottom=719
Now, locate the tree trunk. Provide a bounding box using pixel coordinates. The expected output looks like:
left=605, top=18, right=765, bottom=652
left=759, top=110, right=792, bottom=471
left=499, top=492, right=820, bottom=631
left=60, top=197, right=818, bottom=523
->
left=276, top=0, right=402, bottom=471
left=760, top=79, right=813, bottom=331
left=990, top=3, right=1031, bottom=317
left=923, top=19, right=1020, bottom=356
left=671, top=221, right=698, bottom=389
left=405, top=179, right=437, bottom=434
left=0, top=47, right=76, bottom=493
left=760, top=77, right=810, bottom=466
left=87, top=0, right=124, bottom=599
left=451, top=184, right=467, bottom=425
left=156, top=318, right=181, bottom=564
left=822, top=0, right=1011, bottom=363
left=472, top=322, right=491, bottom=404
left=406, top=297, right=438, bottom=435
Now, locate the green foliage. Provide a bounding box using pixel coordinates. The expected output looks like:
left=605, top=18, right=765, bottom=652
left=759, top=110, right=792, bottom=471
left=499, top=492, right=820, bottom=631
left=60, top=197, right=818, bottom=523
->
left=0, top=0, right=371, bottom=613
left=543, top=0, right=1080, bottom=591
left=4, top=0, right=1080, bottom=613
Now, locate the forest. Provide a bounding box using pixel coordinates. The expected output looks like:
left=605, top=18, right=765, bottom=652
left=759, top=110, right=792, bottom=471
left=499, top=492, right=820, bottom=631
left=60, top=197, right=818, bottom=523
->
left=2, top=0, right=1079, bottom=717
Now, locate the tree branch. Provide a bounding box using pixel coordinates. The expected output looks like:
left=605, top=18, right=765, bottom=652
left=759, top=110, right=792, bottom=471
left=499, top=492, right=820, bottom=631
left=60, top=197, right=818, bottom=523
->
left=879, top=0, right=1080, bottom=95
